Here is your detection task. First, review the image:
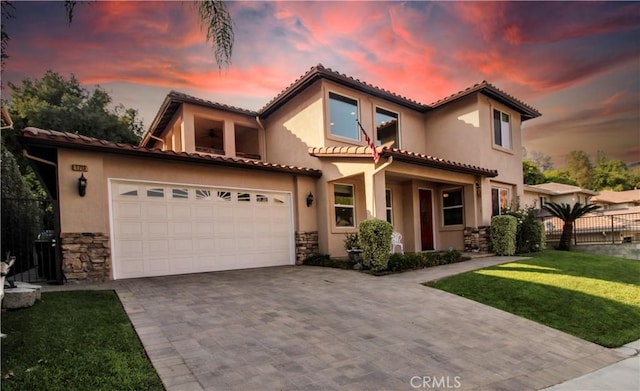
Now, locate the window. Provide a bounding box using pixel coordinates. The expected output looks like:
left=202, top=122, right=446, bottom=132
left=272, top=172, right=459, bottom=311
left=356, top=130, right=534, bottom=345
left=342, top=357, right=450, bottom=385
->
left=493, top=109, right=511, bottom=149
left=238, top=192, right=251, bottom=202
left=329, top=92, right=359, bottom=140
left=147, top=188, right=164, bottom=198
left=334, top=184, right=355, bottom=227
left=172, top=189, right=189, bottom=199
left=442, top=188, right=463, bottom=226
left=195, top=189, right=212, bottom=200
left=491, top=188, right=510, bottom=216
left=385, top=189, right=393, bottom=224
left=256, top=194, right=269, bottom=203
left=216, top=191, right=231, bottom=201
left=376, top=107, right=399, bottom=148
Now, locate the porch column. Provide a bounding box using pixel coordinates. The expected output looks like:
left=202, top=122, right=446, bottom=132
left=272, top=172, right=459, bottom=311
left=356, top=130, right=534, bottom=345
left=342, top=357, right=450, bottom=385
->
left=364, top=169, right=387, bottom=219
left=223, top=120, right=236, bottom=157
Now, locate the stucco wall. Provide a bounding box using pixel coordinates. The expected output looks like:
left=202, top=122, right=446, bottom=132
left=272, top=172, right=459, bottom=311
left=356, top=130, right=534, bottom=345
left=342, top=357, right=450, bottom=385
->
left=57, top=148, right=311, bottom=235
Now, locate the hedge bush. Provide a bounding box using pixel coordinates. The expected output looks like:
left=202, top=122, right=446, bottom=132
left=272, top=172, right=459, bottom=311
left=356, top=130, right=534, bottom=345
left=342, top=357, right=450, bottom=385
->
left=501, top=205, right=545, bottom=254
left=358, top=219, right=393, bottom=271
left=303, top=253, right=351, bottom=269
left=491, top=215, right=517, bottom=255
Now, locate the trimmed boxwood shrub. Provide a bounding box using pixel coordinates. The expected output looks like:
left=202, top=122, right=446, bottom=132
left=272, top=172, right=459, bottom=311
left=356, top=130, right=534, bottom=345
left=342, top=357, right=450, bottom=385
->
left=491, top=215, right=517, bottom=255
left=358, top=219, right=393, bottom=272
left=303, top=253, right=351, bottom=269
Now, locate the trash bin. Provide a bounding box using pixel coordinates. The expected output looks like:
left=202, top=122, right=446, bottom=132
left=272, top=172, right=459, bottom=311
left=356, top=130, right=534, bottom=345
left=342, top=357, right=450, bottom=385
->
left=35, top=230, right=57, bottom=281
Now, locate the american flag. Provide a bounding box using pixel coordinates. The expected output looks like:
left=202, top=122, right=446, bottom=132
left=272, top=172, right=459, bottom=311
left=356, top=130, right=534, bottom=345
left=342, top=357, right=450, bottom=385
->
left=356, top=119, right=380, bottom=163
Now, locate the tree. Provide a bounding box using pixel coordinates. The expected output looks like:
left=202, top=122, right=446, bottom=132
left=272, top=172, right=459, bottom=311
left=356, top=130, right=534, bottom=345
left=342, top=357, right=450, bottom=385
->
left=523, top=159, right=545, bottom=185
left=565, top=150, right=593, bottom=189
left=531, top=151, right=554, bottom=172
left=543, top=169, right=578, bottom=186
left=1, top=0, right=233, bottom=69
left=542, top=202, right=600, bottom=251
left=3, top=71, right=144, bottom=174
left=590, top=151, right=631, bottom=191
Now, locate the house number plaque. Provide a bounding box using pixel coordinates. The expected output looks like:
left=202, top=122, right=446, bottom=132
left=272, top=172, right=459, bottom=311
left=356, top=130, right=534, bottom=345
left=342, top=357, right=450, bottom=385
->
left=71, top=164, right=88, bottom=172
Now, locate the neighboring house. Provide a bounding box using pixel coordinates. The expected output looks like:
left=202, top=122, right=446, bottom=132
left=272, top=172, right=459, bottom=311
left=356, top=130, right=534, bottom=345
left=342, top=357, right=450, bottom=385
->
left=19, top=64, right=541, bottom=281
left=523, top=183, right=598, bottom=211
left=591, top=189, right=640, bottom=210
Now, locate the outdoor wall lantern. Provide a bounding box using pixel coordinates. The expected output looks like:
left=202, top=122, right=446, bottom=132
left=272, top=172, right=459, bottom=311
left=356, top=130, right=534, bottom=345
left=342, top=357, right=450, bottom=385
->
left=78, top=174, right=88, bottom=197
left=475, top=181, right=481, bottom=197
left=306, top=192, right=314, bottom=207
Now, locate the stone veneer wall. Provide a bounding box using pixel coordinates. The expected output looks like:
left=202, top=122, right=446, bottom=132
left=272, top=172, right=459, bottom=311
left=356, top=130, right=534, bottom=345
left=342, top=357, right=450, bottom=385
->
left=464, top=226, right=491, bottom=253
left=295, top=231, right=319, bottom=265
left=61, top=233, right=111, bottom=282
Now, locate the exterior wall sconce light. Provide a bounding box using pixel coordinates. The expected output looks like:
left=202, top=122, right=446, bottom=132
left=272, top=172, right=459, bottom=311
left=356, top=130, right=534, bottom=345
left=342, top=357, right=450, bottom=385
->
left=306, top=192, right=314, bottom=207
left=475, top=182, right=481, bottom=197
left=78, top=174, right=88, bottom=197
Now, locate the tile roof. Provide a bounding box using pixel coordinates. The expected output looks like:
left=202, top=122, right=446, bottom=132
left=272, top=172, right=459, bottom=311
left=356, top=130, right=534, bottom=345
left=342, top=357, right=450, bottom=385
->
left=308, top=146, right=498, bottom=177
left=527, top=183, right=598, bottom=196
left=20, top=127, right=322, bottom=178
left=591, top=189, right=640, bottom=204
left=143, top=91, right=258, bottom=147
left=430, top=81, right=541, bottom=121
left=260, top=64, right=428, bottom=117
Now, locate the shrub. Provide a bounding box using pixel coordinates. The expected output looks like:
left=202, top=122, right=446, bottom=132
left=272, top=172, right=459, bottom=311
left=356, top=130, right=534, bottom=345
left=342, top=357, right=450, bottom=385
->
left=358, top=219, right=393, bottom=271
left=491, top=215, right=517, bottom=255
left=387, top=253, right=423, bottom=272
left=502, top=204, right=545, bottom=254
left=343, top=233, right=360, bottom=250
left=303, top=253, right=351, bottom=269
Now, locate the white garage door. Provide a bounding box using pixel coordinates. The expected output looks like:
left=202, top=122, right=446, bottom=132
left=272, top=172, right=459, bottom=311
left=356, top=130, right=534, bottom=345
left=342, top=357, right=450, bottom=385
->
left=110, top=180, right=294, bottom=279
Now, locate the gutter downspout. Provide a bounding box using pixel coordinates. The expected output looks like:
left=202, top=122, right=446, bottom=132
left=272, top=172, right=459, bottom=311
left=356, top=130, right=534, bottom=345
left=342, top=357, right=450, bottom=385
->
left=23, top=149, right=57, bottom=168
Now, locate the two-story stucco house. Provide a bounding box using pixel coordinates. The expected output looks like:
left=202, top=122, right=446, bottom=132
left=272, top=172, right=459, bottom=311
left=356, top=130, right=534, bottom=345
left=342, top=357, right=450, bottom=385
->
left=20, top=64, right=540, bottom=281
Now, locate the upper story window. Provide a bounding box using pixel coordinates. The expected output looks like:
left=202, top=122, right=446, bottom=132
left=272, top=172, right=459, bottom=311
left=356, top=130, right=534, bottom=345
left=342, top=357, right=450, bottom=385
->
left=329, top=92, right=360, bottom=141
left=493, top=109, right=511, bottom=149
left=334, top=183, right=355, bottom=227
left=442, top=188, right=464, bottom=226
left=376, top=107, right=399, bottom=148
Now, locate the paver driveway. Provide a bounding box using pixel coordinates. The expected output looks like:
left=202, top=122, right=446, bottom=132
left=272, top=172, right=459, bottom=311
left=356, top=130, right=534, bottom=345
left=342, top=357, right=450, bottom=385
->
left=116, top=262, right=625, bottom=391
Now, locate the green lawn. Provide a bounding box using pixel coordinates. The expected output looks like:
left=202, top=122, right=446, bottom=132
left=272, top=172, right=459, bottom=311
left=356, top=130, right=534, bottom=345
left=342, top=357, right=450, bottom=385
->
left=426, top=250, right=640, bottom=348
left=1, top=290, right=163, bottom=391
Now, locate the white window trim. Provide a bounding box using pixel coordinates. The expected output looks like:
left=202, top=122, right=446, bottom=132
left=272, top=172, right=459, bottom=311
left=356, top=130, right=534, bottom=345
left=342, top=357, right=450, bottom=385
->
left=375, top=106, right=401, bottom=149
left=491, top=187, right=511, bottom=216
left=327, top=90, right=361, bottom=143
left=441, top=187, right=464, bottom=227
left=385, top=188, right=393, bottom=225
left=492, top=108, right=512, bottom=151
left=333, top=182, right=356, bottom=229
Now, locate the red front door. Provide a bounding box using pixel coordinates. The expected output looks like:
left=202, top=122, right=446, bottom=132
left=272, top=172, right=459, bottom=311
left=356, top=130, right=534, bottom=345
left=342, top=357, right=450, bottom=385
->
left=419, top=189, right=434, bottom=251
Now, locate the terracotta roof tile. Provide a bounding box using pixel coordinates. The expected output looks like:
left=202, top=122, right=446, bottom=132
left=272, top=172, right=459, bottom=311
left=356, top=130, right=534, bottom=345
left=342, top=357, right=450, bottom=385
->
left=430, top=81, right=540, bottom=120
left=309, top=146, right=498, bottom=177
left=21, top=127, right=321, bottom=178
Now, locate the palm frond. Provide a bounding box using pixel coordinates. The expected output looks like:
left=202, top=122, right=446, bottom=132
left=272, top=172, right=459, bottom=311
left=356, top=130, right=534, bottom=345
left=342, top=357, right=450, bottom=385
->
left=543, top=202, right=600, bottom=222
left=64, top=0, right=76, bottom=25
left=197, top=0, right=234, bottom=69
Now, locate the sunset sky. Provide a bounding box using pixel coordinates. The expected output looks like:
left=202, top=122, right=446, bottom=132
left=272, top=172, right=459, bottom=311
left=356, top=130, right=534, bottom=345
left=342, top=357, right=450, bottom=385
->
left=2, top=1, right=639, bottom=167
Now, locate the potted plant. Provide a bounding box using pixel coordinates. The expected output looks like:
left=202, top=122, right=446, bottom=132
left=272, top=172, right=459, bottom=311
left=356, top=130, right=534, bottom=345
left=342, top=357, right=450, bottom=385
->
left=344, top=233, right=362, bottom=263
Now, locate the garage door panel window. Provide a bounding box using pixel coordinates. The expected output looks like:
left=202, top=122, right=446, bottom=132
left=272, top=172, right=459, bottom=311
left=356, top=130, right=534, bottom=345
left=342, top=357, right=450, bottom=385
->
left=217, top=191, right=231, bottom=201
left=238, top=192, right=251, bottom=202
left=118, top=184, right=139, bottom=197
left=196, top=189, right=212, bottom=200
left=147, top=188, right=164, bottom=198
left=173, top=188, right=189, bottom=199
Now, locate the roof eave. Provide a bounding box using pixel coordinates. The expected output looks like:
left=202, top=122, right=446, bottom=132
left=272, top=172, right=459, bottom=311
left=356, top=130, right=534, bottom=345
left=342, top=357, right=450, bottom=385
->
left=382, top=149, right=498, bottom=177
left=20, top=131, right=322, bottom=178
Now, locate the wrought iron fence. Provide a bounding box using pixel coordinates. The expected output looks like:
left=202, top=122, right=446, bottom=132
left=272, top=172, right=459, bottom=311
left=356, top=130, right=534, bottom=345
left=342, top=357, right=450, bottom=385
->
left=1, top=197, right=61, bottom=283
left=542, top=212, right=640, bottom=245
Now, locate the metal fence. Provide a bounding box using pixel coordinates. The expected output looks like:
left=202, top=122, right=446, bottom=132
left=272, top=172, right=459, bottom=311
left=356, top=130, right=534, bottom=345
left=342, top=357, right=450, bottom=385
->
left=1, top=197, right=61, bottom=283
left=542, top=212, right=640, bottom=245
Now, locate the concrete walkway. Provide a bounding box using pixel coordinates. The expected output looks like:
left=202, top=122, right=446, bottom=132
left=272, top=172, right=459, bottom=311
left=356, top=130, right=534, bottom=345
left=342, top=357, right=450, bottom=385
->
left=41, top=256, right=638, bottom=390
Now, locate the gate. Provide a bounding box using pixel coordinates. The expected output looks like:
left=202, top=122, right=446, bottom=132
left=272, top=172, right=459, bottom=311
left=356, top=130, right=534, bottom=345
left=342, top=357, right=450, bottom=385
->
left=1, top=197, right=62, bottom=284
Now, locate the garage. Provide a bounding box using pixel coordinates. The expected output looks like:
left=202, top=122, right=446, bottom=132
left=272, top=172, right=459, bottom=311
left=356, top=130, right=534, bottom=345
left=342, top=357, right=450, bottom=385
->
left=110, top=180, right=294, bottom=279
